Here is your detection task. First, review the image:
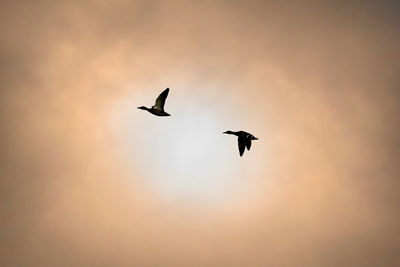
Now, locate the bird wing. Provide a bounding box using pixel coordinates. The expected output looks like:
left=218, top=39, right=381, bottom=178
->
left=153, top=88, right=169, bottom=110
left=238, top=135, right=245, bottom=157
left=245, top=136, right=252, bottom=151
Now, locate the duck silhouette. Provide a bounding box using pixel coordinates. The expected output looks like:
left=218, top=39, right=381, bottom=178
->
left=223, top=130, right=258, bottom=157
left=138, top=88, right=171, bottom=116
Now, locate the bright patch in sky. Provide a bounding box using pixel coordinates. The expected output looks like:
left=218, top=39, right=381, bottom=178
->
left=110, top=88, right=254, bottom=204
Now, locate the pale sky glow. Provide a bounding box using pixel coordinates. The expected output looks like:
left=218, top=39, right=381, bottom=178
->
left=111, top=86, right=265, bottom=204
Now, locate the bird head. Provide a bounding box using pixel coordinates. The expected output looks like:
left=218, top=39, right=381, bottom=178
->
left=251, top=136, right=259, bottom=140
left=223, top=130, right=234, bottom=134
left=137, top=106, right=148, bottom=110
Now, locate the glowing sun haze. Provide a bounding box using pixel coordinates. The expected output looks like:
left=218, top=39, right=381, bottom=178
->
left=111, top=86, right=259, bottom=203
left=1, top=1, right=399, bottom=266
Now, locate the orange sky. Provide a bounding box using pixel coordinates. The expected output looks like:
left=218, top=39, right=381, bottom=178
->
left=1, top=1, right=400, bottom=266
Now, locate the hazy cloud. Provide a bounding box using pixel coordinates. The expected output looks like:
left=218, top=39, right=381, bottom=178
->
left=1, top=1, right=399, bottom=266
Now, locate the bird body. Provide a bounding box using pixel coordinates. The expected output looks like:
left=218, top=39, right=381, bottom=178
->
left=223, top=130, right=258, bottom=156
left=138, top=88, right=171, bottom=116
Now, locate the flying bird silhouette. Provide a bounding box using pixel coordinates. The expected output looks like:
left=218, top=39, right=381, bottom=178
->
left=223, top=130, right=258, bottom=157
left=138, top=88, right=171, bottom=116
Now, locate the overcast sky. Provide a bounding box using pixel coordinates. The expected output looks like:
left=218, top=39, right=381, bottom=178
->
left=1, top=1, right=399, bottom=266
